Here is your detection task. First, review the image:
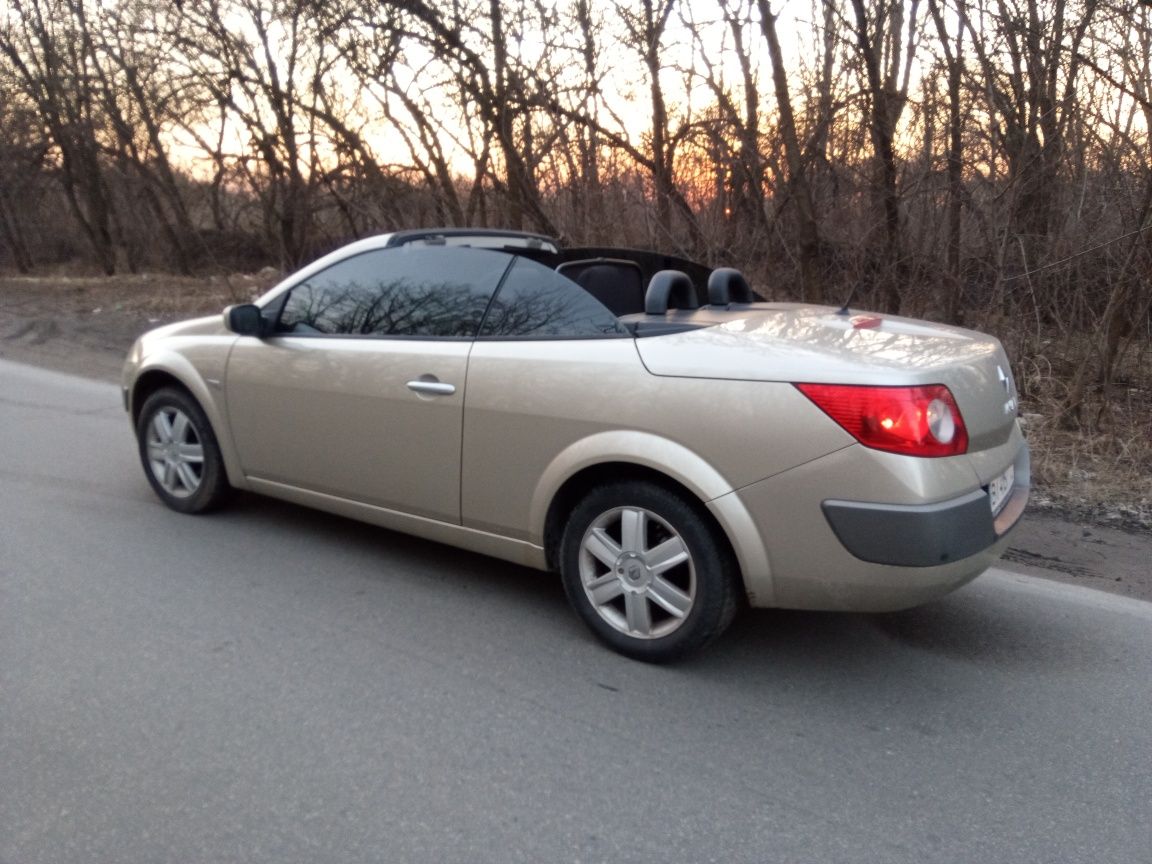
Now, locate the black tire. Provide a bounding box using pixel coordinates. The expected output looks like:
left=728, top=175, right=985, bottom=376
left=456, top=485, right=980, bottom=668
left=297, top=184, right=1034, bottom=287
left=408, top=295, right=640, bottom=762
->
left=559, top=481, right=740, bottom=662
left=136, top=386, right=233, bottom=514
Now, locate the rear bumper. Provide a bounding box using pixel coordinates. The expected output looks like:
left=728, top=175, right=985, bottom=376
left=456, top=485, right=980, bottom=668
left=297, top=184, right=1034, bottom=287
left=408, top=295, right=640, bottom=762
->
left=823, top=445, right=1029, bottom=567
left=715, top=427, right=1030, bottom=612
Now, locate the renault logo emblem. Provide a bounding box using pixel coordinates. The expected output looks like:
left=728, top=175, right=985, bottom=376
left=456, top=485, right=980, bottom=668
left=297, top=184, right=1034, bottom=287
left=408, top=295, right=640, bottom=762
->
left=997, top=365, right=1017, bottom=415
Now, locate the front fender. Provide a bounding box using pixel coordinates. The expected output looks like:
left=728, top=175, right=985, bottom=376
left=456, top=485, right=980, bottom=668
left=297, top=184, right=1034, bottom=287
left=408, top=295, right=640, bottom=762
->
left=128, top=337, right=248, bottom=490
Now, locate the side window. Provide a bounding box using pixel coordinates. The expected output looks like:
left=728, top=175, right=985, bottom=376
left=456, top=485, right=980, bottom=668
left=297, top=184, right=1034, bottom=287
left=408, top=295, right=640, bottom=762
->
left=478, top=257, right=630, bottom=339
left=276, top=246, right=511, bottom=338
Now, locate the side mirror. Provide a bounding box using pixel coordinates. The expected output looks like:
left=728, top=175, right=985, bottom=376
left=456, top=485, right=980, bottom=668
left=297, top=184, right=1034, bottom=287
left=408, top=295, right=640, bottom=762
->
left=224, top=304, right=265, bottom=337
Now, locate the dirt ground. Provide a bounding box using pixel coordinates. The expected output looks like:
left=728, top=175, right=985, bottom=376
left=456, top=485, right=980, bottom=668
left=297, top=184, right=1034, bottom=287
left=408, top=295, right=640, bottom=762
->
left=3, top=272, right=1150, bottom=603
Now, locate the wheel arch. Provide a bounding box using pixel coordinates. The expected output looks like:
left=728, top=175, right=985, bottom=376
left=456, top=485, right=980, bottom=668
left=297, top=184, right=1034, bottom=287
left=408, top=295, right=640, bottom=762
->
left=129, top=358, right=247, bottom=489
left=531, top=432, right=773, bottom=604
left=542, top=462, right=722, bottom=566
left=131, top=369, right=193, bottom=425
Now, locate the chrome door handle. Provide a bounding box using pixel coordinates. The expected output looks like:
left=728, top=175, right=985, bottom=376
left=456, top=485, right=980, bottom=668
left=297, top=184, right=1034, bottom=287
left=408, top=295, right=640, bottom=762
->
left=406, top=379, right=456, bottom=396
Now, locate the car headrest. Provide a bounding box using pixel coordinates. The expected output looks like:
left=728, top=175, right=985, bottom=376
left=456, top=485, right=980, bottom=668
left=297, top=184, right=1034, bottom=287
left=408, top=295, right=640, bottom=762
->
left=707, top=268, right=754, bottom=305
left=645, top=270, right=699, bottom=315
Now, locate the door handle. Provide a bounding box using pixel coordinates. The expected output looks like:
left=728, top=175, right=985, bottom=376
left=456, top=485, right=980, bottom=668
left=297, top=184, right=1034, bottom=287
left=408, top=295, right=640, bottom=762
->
left=406, top=379, right=456, bottom=396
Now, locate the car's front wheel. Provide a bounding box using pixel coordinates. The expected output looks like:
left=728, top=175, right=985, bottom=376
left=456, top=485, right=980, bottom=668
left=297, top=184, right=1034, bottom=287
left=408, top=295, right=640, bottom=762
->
left=136, top=387, right=232, bottom=514
left=560, top=481, right=740, bottom=662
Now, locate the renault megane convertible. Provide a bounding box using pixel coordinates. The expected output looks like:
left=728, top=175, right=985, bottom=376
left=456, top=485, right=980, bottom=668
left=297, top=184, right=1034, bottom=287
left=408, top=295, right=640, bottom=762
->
left=123, top=229, right=1029, bottom=661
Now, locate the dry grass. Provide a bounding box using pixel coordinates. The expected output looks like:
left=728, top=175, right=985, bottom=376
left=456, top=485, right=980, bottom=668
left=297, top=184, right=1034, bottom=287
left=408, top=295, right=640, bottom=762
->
left=1013, top=331, right=1152, bottom=530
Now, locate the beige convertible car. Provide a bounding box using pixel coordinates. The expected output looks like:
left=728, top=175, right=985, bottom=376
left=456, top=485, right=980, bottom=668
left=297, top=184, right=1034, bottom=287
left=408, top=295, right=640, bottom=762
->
left=123, top=229, right=1029, bottom=661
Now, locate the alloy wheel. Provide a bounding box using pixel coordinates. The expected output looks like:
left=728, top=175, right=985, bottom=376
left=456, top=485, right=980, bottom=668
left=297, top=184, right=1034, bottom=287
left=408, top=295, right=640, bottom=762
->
left=144, top=407, right=205, bottom=498
left=578, top=505, right=696, bottom=639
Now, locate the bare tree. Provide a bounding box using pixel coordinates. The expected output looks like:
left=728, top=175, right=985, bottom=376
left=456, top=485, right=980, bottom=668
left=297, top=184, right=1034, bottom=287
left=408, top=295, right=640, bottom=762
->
left=0, top=0, right=119, bottom=273
left=0, top=66, right=43, bottom=272
left=603, top=0, right=714, bottom=251
left=169, top=0, right=340, bottom=266
left=925, top=0, right=966, bottom=322
left=757, top=0, right=826, bottom=302
left=339, top=0, right=559, bottom=234
left=964, top=0, right=1099, bottom=263
left=844, top=0, right=921, bottom=312
left=73, top=0, right=199, bottom=272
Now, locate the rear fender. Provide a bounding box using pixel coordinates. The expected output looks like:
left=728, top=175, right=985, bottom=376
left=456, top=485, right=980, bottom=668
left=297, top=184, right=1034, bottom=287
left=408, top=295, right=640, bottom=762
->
left=528, top=430, right=774, bottom=604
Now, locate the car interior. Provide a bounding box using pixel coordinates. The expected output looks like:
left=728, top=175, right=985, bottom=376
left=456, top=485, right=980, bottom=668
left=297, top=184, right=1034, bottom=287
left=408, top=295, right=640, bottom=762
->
left=555, top=259, right=646, bottom=316
left=555, top=259, right=764, bottom=337
left=387, top=229, right=765, bottom=338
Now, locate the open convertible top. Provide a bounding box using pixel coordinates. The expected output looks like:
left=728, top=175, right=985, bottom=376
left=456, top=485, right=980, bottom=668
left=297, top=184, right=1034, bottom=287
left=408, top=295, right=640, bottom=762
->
left=383, top=228, right=716, bottom=312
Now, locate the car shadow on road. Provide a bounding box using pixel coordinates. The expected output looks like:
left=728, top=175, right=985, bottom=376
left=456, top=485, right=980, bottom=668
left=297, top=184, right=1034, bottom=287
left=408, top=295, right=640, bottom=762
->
left=701, top=590, right=1115, bottom=679
left=224, top=490, right=571, bottom=605
left=224, top=492, right=1117, bottom=680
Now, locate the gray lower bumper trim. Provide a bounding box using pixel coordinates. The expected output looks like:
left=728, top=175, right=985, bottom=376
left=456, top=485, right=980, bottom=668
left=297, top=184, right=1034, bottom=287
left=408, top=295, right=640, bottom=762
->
left=823, top=489, right=998, bottom=567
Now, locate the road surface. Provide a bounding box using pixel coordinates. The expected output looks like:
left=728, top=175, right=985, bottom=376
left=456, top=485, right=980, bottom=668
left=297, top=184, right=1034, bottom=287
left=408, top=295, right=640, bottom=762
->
left=2, top=359, right=1149, bottom=863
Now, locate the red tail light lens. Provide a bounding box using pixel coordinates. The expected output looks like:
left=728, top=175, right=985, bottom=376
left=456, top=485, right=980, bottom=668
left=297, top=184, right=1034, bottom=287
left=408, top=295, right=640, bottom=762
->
left=795, top=383, right=969, bottom=457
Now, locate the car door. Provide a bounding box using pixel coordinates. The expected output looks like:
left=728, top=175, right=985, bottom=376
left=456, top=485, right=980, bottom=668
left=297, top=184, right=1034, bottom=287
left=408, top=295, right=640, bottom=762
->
left=460, top=256, right=638, bottom=539
left=225, top=245, right=512, bottom=524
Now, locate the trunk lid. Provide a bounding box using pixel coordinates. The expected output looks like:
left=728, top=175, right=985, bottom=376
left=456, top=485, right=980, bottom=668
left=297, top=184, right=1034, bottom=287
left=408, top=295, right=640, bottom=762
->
left=635, top=305, right=1019, bottom=450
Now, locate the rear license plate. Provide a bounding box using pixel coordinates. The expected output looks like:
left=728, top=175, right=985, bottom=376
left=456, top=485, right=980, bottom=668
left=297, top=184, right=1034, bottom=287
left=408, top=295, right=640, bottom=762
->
left=988, top=464, right=1015, bottom=515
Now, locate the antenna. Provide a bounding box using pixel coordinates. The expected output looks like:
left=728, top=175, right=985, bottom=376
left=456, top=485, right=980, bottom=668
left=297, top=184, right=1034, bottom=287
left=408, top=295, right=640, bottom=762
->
left=836, top=283, right=859, bottom=316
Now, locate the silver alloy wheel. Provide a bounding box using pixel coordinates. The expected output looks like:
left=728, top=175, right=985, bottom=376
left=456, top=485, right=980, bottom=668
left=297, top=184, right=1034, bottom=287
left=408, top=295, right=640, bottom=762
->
left=578, top=506, right=696, bottom=639
left=145, top=407, right=205, bottom=498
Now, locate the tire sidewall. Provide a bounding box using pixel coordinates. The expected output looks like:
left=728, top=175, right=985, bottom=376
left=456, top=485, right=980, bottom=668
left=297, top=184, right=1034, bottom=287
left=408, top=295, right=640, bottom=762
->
left=560, top=481, right=738, bottom=662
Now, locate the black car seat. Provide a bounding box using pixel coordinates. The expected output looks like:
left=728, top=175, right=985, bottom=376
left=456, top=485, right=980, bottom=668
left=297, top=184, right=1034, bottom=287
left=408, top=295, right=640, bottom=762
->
left=556, top=259, right=646, bottom=316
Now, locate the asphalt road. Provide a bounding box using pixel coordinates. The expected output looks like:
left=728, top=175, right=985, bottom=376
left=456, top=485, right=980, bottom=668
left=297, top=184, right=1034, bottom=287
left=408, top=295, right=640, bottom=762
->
left=1, top=359, right=1150, bottom=864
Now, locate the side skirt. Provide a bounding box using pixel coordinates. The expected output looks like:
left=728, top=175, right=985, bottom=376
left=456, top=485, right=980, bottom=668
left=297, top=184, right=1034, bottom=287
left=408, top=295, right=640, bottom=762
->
left=248, top=477, right=549, bottom=570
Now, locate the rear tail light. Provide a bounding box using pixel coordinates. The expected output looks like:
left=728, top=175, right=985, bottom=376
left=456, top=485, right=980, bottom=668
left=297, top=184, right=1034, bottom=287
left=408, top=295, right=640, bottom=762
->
left=795, top=383, right=969, bottom=457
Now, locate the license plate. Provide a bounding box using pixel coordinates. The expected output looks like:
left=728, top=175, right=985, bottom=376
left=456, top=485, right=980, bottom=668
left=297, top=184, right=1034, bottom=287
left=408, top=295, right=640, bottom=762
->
left=988, top=464, right=1015, bottom=515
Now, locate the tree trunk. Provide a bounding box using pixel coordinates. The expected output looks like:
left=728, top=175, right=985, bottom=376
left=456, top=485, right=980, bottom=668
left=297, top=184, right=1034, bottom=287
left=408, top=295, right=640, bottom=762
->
left=758, top=1, right=823, bottom=303
left=0, top=186, right=34, bottom=272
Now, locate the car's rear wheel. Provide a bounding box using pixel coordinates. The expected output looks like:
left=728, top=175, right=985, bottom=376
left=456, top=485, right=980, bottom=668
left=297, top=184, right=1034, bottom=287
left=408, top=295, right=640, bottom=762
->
left=136, top=387, right=232, bottom=514
left=560, top=481, right=740, bottom=662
